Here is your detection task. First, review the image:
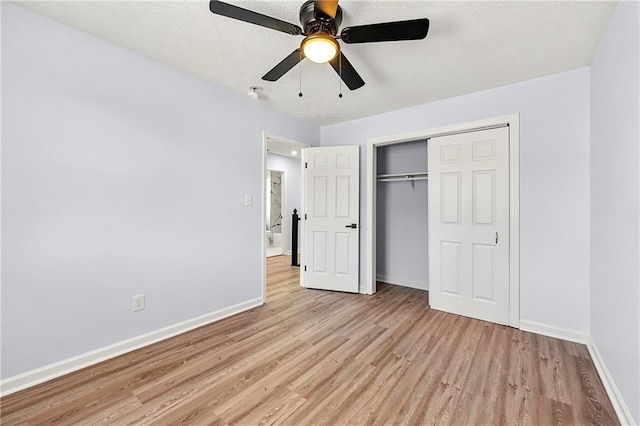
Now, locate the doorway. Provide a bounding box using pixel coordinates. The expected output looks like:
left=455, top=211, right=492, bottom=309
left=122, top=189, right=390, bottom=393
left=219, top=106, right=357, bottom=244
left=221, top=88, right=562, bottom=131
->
left=366, top=114, right=521, bottom=327
left=266, top=169, right=286, bottom=257
left=261, top=132, right=310, bottom=303
left=375, top=140, right=429, bottom=291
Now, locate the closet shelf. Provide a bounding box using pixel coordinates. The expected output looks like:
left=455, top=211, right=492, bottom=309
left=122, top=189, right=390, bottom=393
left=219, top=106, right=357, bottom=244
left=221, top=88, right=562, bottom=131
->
left=376, top=172, right=428, bottom=182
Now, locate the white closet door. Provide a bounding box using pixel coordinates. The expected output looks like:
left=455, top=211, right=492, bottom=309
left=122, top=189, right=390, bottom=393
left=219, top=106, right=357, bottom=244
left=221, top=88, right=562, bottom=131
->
left=428, top=127, right=510, bottom=325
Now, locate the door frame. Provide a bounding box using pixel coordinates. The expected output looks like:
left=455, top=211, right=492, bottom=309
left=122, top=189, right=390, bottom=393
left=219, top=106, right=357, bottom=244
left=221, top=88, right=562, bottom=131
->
left=262, top=132, right=310, bottom=304
left=365, top=114, right=520, bottom=327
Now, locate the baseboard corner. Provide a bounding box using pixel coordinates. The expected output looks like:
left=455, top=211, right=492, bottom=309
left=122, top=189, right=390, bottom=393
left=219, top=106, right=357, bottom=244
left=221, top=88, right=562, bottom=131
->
left=375, top=274, right=428, bottom=291
left=586, top=338, right=636, bottom=426
left=519, top=319, right=588, bottom=344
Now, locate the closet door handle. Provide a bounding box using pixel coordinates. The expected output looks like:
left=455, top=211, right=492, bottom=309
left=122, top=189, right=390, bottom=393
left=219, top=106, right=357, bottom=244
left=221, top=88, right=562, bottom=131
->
left=495, top=232, right=499, bottom=244
left=345, top=224, right=358, bottom=229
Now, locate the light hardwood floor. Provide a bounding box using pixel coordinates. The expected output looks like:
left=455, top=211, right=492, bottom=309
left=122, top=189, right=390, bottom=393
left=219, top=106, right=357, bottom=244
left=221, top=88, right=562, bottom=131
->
left=1, top=255, right=618, bottom=425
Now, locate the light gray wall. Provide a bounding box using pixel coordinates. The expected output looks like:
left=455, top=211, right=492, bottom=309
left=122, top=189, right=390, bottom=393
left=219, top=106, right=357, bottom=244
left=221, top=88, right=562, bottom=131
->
left=590, top=1, right=640, bottom=421
left=376, top=141, right=428, bottom=288
left=322, top=66, right=591, bottom=334
left=267, top=153, right=302, bottom=253
left=1, top=3, right=319, bottom=379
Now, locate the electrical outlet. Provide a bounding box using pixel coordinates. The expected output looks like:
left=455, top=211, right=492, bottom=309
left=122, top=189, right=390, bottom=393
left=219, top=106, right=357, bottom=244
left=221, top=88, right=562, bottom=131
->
left=133, top=294, right=145, bottom=312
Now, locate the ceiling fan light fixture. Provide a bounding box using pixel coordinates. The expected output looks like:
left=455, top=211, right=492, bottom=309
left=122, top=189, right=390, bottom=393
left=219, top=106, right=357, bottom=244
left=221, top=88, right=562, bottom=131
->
left=302, top=33, right=339, bottom=63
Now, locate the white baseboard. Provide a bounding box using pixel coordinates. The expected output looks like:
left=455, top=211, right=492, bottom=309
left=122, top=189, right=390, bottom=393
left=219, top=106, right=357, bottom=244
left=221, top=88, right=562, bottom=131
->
left=519, top=319, right=588, bottom=344
left=520, top=321, right=635, bottom=425
left=0, top=297, right=263, bottom=397
left=286, top=249, right=302, bottom=256
left=586, top=338, right=636, bottom=426
left=376, top=275, right=428, bottom=291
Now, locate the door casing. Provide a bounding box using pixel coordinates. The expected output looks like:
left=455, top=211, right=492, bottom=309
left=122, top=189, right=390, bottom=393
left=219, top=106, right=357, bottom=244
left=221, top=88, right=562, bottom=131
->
left=365, top=114, right=520, bottom=328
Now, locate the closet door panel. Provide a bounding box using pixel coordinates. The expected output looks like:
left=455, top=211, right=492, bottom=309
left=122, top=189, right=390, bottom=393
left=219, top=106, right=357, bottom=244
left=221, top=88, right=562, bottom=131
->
left=428, top=127, right=510, bottom=326
left=441, top=173, right=461, bottom=224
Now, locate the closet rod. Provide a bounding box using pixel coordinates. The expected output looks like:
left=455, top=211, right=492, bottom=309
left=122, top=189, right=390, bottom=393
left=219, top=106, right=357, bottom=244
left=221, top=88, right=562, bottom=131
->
left=377, top=172, right=428, bottom=182
left=377, top=176, right=428, bottom=182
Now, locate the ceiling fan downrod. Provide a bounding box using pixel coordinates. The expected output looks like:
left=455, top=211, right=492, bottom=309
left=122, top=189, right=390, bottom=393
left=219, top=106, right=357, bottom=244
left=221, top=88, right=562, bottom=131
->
left=299, top=49, right=303, bottom=97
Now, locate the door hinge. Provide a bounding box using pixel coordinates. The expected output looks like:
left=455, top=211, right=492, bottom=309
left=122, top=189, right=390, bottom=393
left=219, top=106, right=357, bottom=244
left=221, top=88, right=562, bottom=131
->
left=305, top=162, right=308, bottom=169
left=304, top=265, right=307, bottom=271
left=304, top=213, right=307, bottom=220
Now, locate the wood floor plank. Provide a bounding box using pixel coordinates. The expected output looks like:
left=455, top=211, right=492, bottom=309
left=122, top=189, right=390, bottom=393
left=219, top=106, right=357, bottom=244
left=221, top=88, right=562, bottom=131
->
left=0, top=255, right=620, bottom=425
left=325, top=351, right=409, bottom=425
left=66, top=394, right=144, bottom=425
left=211, top=335, right=349, bottom=419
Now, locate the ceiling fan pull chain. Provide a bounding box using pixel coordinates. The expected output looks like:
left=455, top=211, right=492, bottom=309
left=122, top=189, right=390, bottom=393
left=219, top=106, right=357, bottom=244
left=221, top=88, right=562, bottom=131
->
left=338, top=52, right=343, bottom=98
left=298, top=49, right=303, bottom=97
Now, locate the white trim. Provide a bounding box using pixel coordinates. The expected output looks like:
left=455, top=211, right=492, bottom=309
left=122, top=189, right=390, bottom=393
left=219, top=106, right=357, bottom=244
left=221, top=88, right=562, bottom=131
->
left=281, top=169, right=287, bottom=256
left=587, top=338, right=636, bottom=426
left=0, top=297, right=263, bottom=397
left=519, top=320, right=587, bottom=344
left=262, top=133, right=268, bottom=303
left=508, top=118, right=521, bottom=328
left=376, top=275, right=428, bottom=291
left=301, top=148, right=308, bottom=287
left=365, top=142, right=376, bottom=295
left=366, top=113, right=520, bottom=327
left=286, top=249, right=302, bottom=256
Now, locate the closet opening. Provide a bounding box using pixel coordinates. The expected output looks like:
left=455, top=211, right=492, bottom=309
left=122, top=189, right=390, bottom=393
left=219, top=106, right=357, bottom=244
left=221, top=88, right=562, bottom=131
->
left=375, top=140, right=429, bottom=292
left=365, top=114, right=521, bottom=328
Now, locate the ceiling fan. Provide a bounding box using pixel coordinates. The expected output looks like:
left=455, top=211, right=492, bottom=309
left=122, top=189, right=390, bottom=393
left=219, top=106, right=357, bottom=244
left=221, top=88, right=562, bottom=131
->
left=209, top=0, right=430, bottom=91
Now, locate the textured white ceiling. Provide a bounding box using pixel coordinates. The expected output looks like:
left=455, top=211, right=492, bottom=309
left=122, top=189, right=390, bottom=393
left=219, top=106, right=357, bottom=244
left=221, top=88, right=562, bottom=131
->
left=16, top=1, right=616, bottom=126
left=267, top=137, right=302, bottom=158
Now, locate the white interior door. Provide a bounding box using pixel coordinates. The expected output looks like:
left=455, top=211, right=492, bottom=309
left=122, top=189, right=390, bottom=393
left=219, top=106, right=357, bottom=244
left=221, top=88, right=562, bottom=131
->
left=303, top=145, right=360, bottom=293
left=428, top=127, right=510, bottom=325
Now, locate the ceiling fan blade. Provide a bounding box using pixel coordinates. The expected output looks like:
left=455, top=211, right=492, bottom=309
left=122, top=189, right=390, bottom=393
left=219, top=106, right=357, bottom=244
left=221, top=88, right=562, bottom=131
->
left=209, top=1, right=302, bottom=35
left=341, top=18, right=429, bottom=44
left=329, top=52, right=365, bottom=90
left=262, top=49, right=305, bottom=81
left=314, top=0, right=339, bottom=19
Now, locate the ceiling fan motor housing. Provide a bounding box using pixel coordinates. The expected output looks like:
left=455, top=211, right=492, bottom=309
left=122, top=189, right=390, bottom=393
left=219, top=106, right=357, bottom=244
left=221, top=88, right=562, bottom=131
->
left=299, top=0, right=342, bottom=36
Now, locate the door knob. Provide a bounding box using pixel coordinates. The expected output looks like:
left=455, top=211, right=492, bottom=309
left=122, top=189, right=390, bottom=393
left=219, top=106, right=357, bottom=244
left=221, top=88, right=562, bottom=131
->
left=345, top=224, right=358, bottom=229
